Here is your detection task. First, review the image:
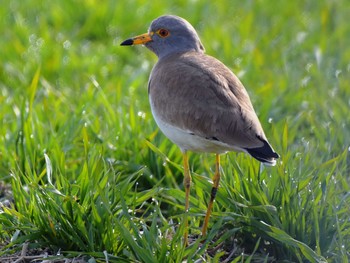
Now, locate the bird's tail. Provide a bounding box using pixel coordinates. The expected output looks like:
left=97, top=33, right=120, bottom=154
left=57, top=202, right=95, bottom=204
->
left=245, top=136, right=279, bottom=166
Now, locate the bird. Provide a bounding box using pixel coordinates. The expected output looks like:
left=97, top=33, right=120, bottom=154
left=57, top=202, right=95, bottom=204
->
left=121, top=15, right=279, bottom=244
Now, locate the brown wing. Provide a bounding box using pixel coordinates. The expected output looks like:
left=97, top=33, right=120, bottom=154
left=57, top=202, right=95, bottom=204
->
left=149, top=52, right=266, bottom=147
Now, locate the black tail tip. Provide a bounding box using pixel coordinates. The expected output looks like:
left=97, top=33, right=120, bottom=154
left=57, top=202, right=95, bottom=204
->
left=245, top=137, right=279, bottom=166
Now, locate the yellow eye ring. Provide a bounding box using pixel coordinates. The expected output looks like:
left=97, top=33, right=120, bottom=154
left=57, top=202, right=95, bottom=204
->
left=157, top=28, right=170, bottom=38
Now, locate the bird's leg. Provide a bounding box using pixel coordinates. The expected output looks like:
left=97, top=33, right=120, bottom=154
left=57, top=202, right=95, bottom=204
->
left=201, top=154, right=221, bottom=237
left=183, top=151, right=191, bottom=245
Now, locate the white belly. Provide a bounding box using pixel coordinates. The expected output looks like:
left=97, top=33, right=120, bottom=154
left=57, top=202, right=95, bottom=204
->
left=150, top=99, right=244, bottom=154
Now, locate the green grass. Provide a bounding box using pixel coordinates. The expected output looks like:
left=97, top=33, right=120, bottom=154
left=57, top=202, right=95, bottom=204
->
left=1, top=0, right=349, bottom=262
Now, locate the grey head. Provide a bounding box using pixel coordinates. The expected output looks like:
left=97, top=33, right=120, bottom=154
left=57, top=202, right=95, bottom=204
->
left=121, top=15, right=205, bottom=59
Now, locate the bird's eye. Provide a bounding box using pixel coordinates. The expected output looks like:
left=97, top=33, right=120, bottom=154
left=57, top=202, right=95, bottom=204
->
left=157, top=29, right=170, bottom=38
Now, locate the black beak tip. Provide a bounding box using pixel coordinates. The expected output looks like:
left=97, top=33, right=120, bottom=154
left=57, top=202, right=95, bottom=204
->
left=120, top=39, right=134, bottom=46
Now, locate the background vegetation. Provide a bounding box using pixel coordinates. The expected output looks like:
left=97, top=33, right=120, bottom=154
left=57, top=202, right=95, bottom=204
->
left=0, top=0, right=349, bottom=262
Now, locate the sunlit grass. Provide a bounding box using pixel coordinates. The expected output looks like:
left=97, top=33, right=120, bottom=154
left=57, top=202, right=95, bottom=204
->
left=0, top=0, right=349, bottom=262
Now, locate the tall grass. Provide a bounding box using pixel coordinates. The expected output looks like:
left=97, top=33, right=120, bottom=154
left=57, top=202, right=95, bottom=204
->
left=0, top=0, right=349, bottom=262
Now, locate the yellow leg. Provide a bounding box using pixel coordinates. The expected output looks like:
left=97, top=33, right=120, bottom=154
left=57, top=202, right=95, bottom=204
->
left=201, top=154, right=221, bottom=237
left=182, top=151, right=191, bottom=245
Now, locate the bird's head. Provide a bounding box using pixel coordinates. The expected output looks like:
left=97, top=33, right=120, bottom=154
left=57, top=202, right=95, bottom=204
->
left=121, top=15, right=205, bottom=58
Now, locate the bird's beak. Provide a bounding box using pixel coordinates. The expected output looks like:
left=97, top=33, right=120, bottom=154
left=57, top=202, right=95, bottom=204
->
left=120, top=32, right=153, bottom=46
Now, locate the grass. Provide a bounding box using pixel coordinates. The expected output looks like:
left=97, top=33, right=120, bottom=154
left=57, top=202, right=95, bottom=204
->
left=0, top=0, right=349, bottom=262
